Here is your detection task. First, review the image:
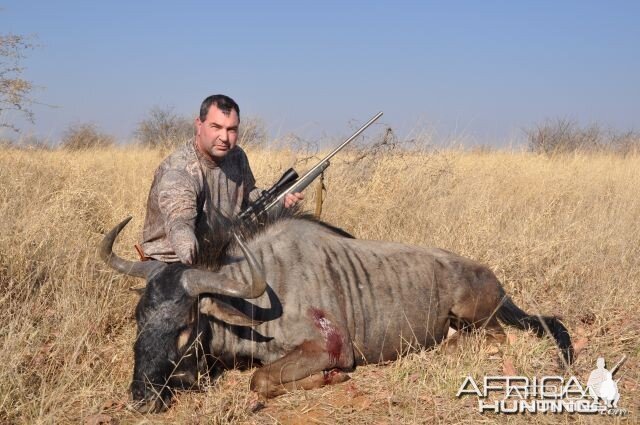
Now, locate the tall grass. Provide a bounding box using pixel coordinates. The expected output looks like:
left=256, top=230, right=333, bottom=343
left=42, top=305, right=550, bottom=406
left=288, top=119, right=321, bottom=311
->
left=0, top=145, right=638, bottom=423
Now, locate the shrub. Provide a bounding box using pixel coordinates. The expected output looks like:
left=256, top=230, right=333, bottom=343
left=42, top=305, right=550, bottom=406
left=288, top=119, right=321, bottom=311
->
left=60, top=123, right=114, bottom=150
left=609, top=131, right=640, bottom=156
left=134, top=106, right=193, bottom=148
left=526, top=119, right=602, bottom=154
left=238, top=116, right=268, bottom=148
left=526, top=118, right=640, bottom=155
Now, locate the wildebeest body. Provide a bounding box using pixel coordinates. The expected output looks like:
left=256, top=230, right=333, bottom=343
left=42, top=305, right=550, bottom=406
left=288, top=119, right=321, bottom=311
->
left=209, top=221, right=456, bottom=366
left=100, top=214, right=572, bottom=413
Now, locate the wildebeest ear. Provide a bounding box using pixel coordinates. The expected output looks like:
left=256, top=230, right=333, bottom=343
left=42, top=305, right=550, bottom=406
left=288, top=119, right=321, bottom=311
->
left=199, top=297, right=264, bottom=327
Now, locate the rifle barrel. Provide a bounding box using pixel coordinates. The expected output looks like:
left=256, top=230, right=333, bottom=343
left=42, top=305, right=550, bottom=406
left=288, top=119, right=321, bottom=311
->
left=263, top=111, right=383, bottom=212
left=322, top=111, right=384, bottom=164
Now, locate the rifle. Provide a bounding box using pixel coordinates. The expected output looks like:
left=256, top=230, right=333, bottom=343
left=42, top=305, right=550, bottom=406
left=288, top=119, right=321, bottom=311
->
left=239, top=111, right=384, bottom=222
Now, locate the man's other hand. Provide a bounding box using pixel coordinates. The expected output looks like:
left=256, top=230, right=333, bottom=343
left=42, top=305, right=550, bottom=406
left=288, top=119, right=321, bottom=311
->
left=284, top=192, right=304, bottom=208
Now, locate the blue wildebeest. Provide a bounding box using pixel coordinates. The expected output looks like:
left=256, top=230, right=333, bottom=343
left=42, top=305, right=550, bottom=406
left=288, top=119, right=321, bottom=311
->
left=100, top=213, right=573, bottom=413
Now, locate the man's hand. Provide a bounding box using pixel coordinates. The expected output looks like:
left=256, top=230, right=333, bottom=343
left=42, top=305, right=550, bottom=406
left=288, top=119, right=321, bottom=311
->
left=172, top=226, right=199, bottom=265
left=284, top=192, right=304, bottom=208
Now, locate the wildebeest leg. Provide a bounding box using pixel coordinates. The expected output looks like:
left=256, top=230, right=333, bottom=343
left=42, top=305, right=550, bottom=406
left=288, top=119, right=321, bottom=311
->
left=265, top=368, right=351, bottom=397
left=250, top=340, right=352, bottom=399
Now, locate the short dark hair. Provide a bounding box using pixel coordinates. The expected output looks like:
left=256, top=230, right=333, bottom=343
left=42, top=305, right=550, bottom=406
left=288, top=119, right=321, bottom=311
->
left=199, top=94, right=240, bottom=122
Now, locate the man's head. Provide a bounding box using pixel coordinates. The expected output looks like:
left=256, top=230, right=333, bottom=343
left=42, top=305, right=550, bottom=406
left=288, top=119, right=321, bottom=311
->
left=195, top=94, right=240, bottom=163
left=597, top=357, right=605, bottom=369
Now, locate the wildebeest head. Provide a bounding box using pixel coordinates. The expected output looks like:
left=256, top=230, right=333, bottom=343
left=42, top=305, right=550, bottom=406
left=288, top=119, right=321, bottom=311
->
left=100, top=217, right=267, bottom=413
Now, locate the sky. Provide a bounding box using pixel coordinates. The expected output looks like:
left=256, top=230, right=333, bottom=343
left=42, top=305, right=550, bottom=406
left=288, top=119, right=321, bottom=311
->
left=1, top=0, right=639, bottom=146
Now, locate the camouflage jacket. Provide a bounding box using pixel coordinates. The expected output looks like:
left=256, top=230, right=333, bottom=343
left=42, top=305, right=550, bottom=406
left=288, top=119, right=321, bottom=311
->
left=140, top=140, right=262, bottom=263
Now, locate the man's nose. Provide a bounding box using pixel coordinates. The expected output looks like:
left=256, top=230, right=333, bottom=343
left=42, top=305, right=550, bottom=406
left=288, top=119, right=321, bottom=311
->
left=219, top=130, right=228, bottom=142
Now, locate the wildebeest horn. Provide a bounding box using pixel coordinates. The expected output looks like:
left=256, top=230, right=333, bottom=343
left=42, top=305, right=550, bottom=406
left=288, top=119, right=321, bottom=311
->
left=180, top=233, right=267, bottom=299
left=100, top=216, right=165, bottom=279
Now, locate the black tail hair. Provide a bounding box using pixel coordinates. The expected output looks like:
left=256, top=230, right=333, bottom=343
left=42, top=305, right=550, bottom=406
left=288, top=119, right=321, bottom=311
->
left=497, top=297, right=574, bottom=365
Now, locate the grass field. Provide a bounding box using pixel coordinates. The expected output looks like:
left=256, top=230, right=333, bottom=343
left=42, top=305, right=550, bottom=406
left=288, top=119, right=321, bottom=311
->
left=0, top=145, right=638, bottom=424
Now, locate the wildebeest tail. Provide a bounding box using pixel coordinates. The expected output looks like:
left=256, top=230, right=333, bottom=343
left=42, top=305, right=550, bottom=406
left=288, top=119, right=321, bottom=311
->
left=497, top=296, right=574, bottom=365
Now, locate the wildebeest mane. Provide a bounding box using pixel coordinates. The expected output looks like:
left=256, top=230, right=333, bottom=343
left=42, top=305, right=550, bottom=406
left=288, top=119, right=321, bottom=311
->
left=195, top=207, right=354, bottom=270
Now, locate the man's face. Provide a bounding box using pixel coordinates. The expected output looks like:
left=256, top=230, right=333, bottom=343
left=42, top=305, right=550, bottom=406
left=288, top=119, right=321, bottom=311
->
left=195, top=105, right=239, bottom=162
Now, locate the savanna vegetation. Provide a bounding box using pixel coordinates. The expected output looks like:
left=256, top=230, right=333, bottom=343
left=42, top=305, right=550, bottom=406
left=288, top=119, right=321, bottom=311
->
left=0, top=127, right=638, bottom=423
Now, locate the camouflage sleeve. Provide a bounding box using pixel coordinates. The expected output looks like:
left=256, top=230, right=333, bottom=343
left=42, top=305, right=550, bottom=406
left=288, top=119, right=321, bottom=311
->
left=240, top=150, right=263, bottom=205
left=157, top=170, right=199, bottom=264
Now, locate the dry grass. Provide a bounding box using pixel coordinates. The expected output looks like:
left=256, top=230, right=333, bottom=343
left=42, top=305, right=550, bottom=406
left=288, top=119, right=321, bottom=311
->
left=0, top=145, right=638, bottom=424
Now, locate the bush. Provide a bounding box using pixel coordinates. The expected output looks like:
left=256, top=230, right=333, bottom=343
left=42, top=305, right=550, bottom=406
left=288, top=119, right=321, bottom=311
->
left=609, top=131, right=640, bottom=156
left=60, top=123, right=114, bottom=150
left=526, top=119, right=601, bottom=154
left=526, top=118, right=640, bottom=155
left=134, top=106, right=193, bottom=148
left=238, top=116, right=268, bottom=148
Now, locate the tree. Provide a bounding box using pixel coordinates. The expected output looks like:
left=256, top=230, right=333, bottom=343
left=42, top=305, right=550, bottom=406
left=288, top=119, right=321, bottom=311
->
left=0, top=33, right=35, bottom=132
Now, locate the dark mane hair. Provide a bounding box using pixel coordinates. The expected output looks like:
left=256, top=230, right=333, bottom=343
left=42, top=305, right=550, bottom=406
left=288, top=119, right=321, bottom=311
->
left=194, top=207, right=354, bottom=270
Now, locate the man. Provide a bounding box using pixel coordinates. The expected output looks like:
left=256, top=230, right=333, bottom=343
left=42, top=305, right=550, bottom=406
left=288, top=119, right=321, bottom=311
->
left=139, top=94, right=303, bottom=265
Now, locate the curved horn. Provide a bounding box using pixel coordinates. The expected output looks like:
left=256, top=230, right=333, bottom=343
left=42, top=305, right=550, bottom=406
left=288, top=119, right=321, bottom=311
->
left=181, top=232, right=267, bottom=299
left=100, top=217, right=164, bottom=279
